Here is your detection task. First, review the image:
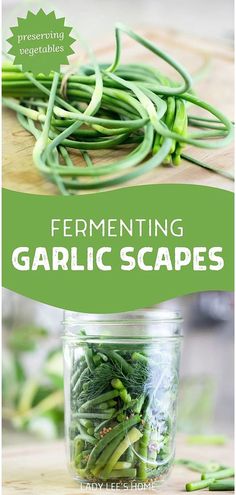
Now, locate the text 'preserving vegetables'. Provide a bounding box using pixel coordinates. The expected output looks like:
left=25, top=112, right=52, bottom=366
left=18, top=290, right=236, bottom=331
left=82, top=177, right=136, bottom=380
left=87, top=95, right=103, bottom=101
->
left=2, top=23, right=234, bottom=194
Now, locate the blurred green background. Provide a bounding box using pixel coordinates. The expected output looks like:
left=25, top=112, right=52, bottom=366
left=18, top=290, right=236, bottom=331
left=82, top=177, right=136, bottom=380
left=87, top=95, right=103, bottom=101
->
left=2, top=289, right=234, bottom=445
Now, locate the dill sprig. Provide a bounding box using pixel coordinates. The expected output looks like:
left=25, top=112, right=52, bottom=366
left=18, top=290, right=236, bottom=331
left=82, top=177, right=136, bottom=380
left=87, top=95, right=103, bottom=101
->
left=77, top=357, right=152, bottom=408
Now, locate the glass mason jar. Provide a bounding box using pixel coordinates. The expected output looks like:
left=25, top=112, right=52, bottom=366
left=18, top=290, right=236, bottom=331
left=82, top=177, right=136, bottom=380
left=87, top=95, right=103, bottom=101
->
left=62, top=310, right=183, bottom=490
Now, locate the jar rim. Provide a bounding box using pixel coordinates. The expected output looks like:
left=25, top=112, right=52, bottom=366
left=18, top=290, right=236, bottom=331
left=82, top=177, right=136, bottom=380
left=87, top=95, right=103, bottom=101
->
left=63, top=309, right=182, bottom=325
left=62, top=309, right=183, bottom=340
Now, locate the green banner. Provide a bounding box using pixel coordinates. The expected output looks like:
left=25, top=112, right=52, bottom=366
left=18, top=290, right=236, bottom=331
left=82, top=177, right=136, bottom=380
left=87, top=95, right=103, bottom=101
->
left=2, top=185, right=233, bottom=313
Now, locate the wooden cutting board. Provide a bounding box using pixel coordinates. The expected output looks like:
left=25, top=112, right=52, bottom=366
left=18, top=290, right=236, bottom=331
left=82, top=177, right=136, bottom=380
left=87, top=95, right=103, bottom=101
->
left=2, top=28, right=234, bottom=195
left=3, top=435, right=234, bottom=494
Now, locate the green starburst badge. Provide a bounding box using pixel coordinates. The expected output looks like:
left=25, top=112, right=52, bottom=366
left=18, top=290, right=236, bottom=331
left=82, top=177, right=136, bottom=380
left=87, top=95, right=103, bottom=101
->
left=7, top=9, right=76, bottom=75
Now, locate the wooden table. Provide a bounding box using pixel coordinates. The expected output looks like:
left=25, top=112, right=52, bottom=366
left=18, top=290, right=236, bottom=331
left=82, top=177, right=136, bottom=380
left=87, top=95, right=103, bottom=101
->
left=3, top=28, right=234, bottom=195
left=3, top=435, right=234, bottom=494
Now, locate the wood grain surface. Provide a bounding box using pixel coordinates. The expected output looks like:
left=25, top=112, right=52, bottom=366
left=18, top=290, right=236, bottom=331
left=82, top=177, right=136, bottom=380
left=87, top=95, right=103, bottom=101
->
left=3, top=28, right=234, bottom=195
left=3, top=435, right=234, bottom=494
